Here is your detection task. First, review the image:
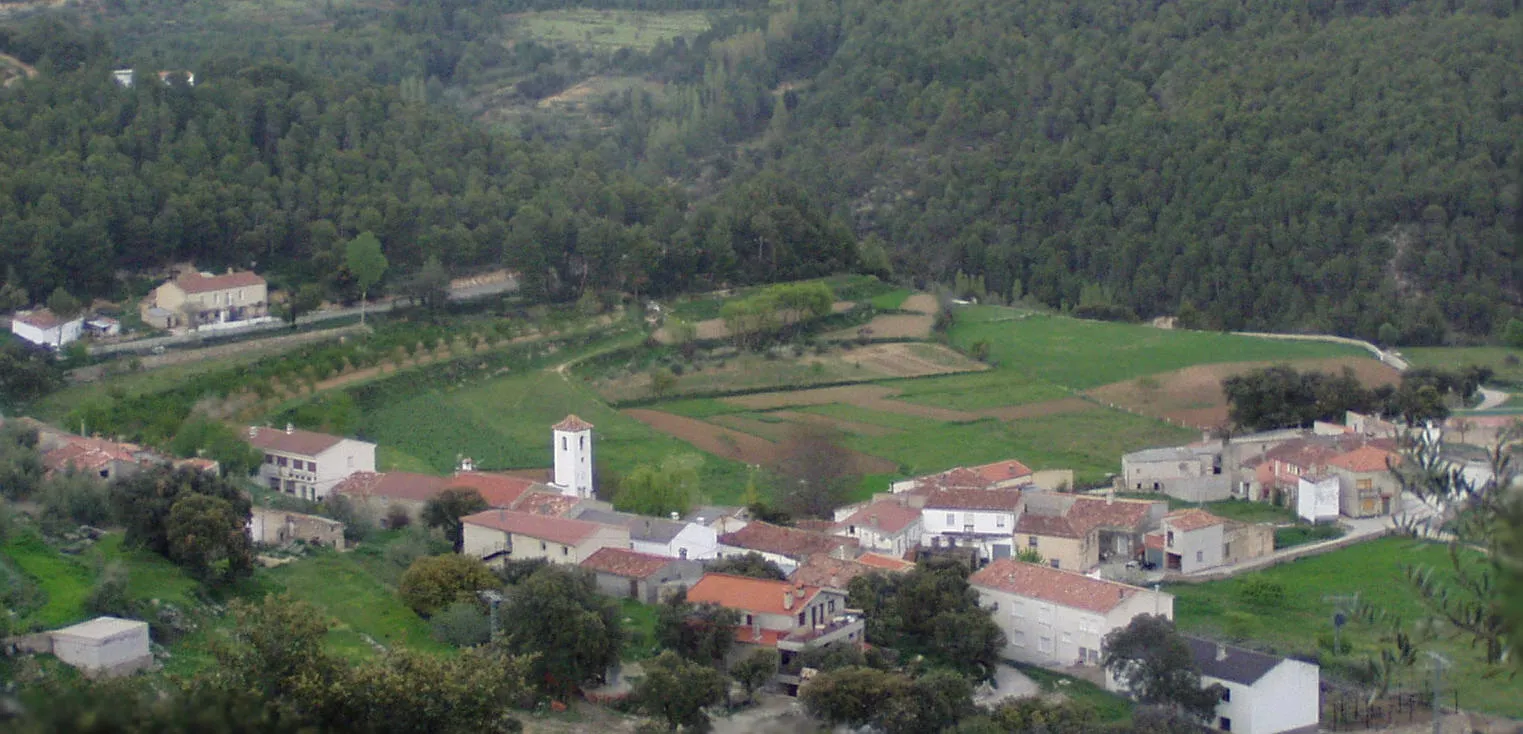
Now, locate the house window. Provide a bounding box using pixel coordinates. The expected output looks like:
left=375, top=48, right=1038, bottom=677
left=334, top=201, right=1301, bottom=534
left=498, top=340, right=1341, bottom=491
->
left=562, top=437, right=567, bottom=450
left=848, top=525, right=856, bottom=535
left=828, top=599, right=835, bottom=613
left=1028, top=536, right=1039, bottom=548
left=308, top=461, right=317, bottom=472
left=1039, top=637, right=1053, bottom=653
left=946, top=513, right=955, bottom=525
left=1195, top=551, right=1203, bottom=563
left=679, top=548, right=688, bottom=560
left=996, top=515, right=1006, bottom=528
left=745, top=614, right=753, bottom=626
left=1049, top=559, right=1060, bottom=569
left=1219, top=717, right=1232, bottom=732
left=797, top=612, right=806, bottom=626
left=1013, top=630, right=1025, bottom=646
left=277, top=456, right=288, bottom=467
left=579, top=436, right=585, bottom=450
left=562, top=546, right=569, bottom=556
left=540, top=541, right=547, bottom=551
left=1357, top=478, right=1373, bottom=490
left=1221, top=687, right=1231, bottom=702
left=264, top=455, right=274, bottom=465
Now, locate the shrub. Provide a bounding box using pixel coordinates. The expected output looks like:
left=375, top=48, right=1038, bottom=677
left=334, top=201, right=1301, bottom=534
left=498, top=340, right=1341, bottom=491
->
left=1237, top=578, right=1286, bottom=607
left=430, top=600, right=493, bottom=647
left=399, top=554, right=498, bottom=617
left=84, top=562, right=134, bottom=617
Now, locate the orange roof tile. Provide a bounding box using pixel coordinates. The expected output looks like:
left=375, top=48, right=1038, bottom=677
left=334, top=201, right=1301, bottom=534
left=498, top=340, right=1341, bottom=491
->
left=719, top=521, right=858, bottom=559
left=1065, top=496, right=1158, bottom=535
left=461, top=509, right=606, bottom=546
left=1165, top=509, right=1226, bottom=532
left=333, top=472, right=446, bottom=502
left=246, top=425, right=350, bottom=456
left=446, top=472, right=541, bottom=507
left=686, top=573, right=822, bottom=615
left=970, top=559, right=1148, bottom=614
left=553, top=414, right=594, bottom=432
left=174, top=270, right=265, bottom=294
left=511, top=491, right=580, bottom=517
left=969, top=459, right=1034, bottom=483
left=14, top=308, right=72, bottom=329
left=790, top=556, right=874, bottom=589
left=579, top=548, right=675, bottom=578
left=835, top=500, right=921, bottom=535
left=1327, top=445, right=1398, bottom=473
left=857, top=553, right=915, bottom=571
left=924, top=488, right=1022, bottom=512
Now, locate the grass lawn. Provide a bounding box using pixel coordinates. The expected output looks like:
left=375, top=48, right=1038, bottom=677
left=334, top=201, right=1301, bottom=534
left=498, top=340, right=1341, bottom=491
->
left=1012, top=662, right=1133, bottom=723
left=868, top=289, right=913, bottom=310
left=884, top=370, right=1072, bottom=410
left=948, top=307, right=1364, bottom=389
left=0, top=532, right=94, bottom=629
left=1403, top=346, right=1523, bottom=388
left=1272, top=524, right=1345, bottom=549
left=618, top=598, right=660, bottom=661
left=1168, top=537, right=1518, bottom=718
left=354, top=369, right=753, bottom=503
left=263, top=548, right=449, bottom=657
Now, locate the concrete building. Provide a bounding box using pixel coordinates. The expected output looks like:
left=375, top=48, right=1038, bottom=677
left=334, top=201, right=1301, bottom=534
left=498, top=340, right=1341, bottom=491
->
left=1295, top=475, right=1341, bottom=523
left=1014, top=493, right=1166, bottom=572
left=579, top=547, right=702, bottom=604
left=1185, top=637, right=1320, bottom=734
left=716, top=521, right=859, bottom=574
left=460, top=509, right=629, bottom=566
left=684, top=573, right=865, bottom=682
left=247, top=424, right=376, bottom=501
left=573, top=508, right=719, bottom=560
left=921, top=488, right=1023, bottom=562
left=832, top=498, right=923, bottom=556
left=145, top=270, right=268, bottom=330
left=1327, top=445, right=1401, bottom=518
left=50, top=617, right=152, bottom=678
left=969, top=559, right=1173, bottom=670
left=248, top=507, right=346, bottom=549
left=10, top=308, right=83, bottom=349
left=1121, top=444, right=1229, bottom=502
left=1143, top=509, right=1273, bottom=574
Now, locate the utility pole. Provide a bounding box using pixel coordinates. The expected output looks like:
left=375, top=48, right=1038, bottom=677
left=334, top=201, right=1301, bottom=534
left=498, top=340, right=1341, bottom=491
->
left=1426, top=651, right=1450, bottom=734
left=1323, top=593, right=1359, bottom=655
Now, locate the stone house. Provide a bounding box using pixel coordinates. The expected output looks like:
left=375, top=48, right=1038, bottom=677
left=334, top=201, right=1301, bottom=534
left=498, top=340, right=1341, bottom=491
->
left=248, top=507, right=346, bottom=549
left=831, top=498, right=923, bottom=557
left=716, top=521, right=859, bottom=574
left=1326, top=445, right=1401, bottom=518
left=1014, top=493, right=1165, bottom=572
left=144, top=270, right=267, bottom=330
left=579, top=547, right=703, bottom=604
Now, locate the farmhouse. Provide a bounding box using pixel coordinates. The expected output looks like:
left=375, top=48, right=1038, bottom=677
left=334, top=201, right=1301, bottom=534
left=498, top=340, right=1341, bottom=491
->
left=460, top=509, right=629, bottom=566
left=1326, top=445, right=1401, bottom=518
left=1015, top=493, right=1166, bottom=572
left=247, top=424, right=376, bottom=501
left=40, top=435, right=154, bottom=482
left=579, top=547, right=702, bottom=604
left=716, top=521, right=859, bottom=574
left=969, top=559, right=1173, bottom=671
left=143, top=269, right=268, bottom=331
left=1185, top=636, right=1321, bottom=734
left=1121, top=444, right=1228, bottom=502
left=248, top=507, right=345, bottom=549
left=10, top=308, right=83, bottom=349
left=1143, top=509, right=1274, bottom=574
left=573, top=508, right=718, bottom=560
left=684, top=573, right=865, bottom=672
left=920, top=488, right=1023, bottom=562
left=49, top=617, right=152, bottom=678
left=831, top=498, right=922, bottom=556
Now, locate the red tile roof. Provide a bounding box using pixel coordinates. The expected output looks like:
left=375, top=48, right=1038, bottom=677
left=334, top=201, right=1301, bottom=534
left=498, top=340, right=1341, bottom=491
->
left=1065, top=496, right=1158, bottom=534
left=333, top=472, right=446, bottom=503
left=579, top=547, right=675, bottom=578
left=42, top=436, right=147, bottom=475
left=14, top=308, right=72, bottom=329
left=1015, top=512, right=1079, bottom=538
left=1327, top=445, right=1398, bottom=473
left=718, top=521, right=858, bottom=559
left=857, top=553, right=916, bottom=571
left=246, top=425, right=349, bottom=456
left=553, top=414, right=594, bottom=432
left=970, top=559, right=1148, bottom=613
left=835, top=500, right=921, bottom=535
left=924, top=488, right=1022, bottom=512
left=788, top=555, right=871, bottom=589
left=461, top=509, right=606, bottom=546
left=1144, top=532, right=1165, bottom=550
left=445, top=472, right=541, bottom=507
left=512, top=491, right=580, bottom=517
left=970, top=459, right=1034, bottom=483
left=1165, top=509, right=1226, bottom=532
left=174, top=270, right=266, bottom=294
left=686, top=573, right=823, bottom=615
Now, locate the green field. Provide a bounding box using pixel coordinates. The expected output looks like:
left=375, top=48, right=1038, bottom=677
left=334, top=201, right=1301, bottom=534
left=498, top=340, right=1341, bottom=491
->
left=947, top=307, right=1364, bottom=389
left=1404, top=346, right=1523, bottom=388
left=1170, top=537, right=1518, bottom=718
left=885, top=370, right=1072, bottom=410
left=265, top=548, right=449, bottom=658
left=1, top=532, right=95, bottom=629
left=512, top=10, right=713, bottom=52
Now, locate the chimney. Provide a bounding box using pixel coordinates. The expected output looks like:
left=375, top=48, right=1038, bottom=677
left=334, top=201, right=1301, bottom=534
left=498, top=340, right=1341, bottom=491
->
left=285, top=422, right=294, bottom=435
left=828, top=574, right=839, bottom=589
left=248, top=426, right=257, bottom=439
left=783, top=591, right=793, bottom=610
left=795, top=586, right=806, bottom=599
left=226, top=267, right=234, bottom=275
left=1216, top=643, right=1228, bottom=662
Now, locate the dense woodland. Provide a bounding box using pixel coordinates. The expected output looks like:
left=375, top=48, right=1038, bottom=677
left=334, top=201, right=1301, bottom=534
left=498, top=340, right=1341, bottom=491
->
left=0, top=0, right=1518, bottom=344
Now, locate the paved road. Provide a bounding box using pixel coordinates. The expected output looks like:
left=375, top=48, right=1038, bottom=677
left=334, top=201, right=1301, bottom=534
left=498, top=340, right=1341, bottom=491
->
left=1473, top=386, right=1511, bottom=411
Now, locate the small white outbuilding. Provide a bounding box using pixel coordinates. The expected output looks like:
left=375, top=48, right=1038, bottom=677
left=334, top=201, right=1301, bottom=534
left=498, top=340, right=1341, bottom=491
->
left=50, top=616, right=152, bottom=677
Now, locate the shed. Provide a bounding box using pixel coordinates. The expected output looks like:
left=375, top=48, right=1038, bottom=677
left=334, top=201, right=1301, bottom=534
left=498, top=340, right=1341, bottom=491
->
left=51, top=616, right=152, bottom=677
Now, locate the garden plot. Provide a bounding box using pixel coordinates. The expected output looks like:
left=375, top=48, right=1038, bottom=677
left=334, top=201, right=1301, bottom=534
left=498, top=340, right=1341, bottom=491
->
left=621, top=408, right=897, bottom=474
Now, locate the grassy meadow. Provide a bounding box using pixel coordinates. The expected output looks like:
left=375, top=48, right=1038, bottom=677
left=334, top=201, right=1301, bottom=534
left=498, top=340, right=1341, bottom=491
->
left=1169, top=537, right=1518, bottom=718
left=510, top=9, right=712, bottom=52
left=1404, top=345, right=1523, bottom=388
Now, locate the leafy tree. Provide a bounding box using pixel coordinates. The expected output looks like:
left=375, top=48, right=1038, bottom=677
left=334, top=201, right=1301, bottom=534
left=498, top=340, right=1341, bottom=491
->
left=169, top=417, right=262, bottom=477
left=285, top=283, right=326, bottom=326
left=633, top=651, right=727, bottom=731
left=0, top=423, right=42, bottom=501
left=655, top=588, right=740, bottom=668
left=0, top=343, right=62, bottom=408
left=648, top=367, right=678, bottom=398
left=800, top=666, right=911, bottom=730
left=1503, top=318, right=1523, bottom=350
left=398, top=554, right=498, bottom=617
left=84, top=562, right=134, bottom=617
left=422, top=487, right=489, bottom=553
left=951, top=697, right=1099, bottom=733
left=771, top=423, right=857, bottom=519
left=46, top=286, right=82, bottom=320
left=847, top=560, right=1005, bottom=681
left=498, top=565, right=624, bottom=697
left=345, top=231, right=388, bottom=326
left=614, top=453, right=703, bottom=518
left=165, top=493, right=256, bottom=585
left=430, top=600, right=493, bottom=647
left=37, top=470, right=113, bottom=529
left=730, top=647, right=779, bottom=703
left=406, top=255, right=452, bottom=316
left=1101, top=615, right=1225, bottom=721
left=706, top=552, right=787, bottom=580
left=112, top=466, right=252, bottom=565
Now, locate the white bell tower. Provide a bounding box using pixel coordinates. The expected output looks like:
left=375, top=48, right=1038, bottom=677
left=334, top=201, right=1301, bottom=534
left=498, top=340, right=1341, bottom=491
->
left=551, top=415, right=594, bottom=499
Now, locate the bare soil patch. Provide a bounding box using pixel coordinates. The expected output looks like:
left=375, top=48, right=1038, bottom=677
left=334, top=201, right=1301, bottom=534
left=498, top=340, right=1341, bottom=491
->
left=819, top=342, right=985, bottom=378
left=824, top=313, right=934, bottom=341
left=708, top=414, right=793, bottom=441
left=978, top=397, right=1096, bottom=421
left=901, top=293, right=939, bottom=315
left=623, top=409, right=897, bottom=473
left=723, top=384, right=980, bottom=423
left=1085, top=356, right=1401, bottom=429
left=655, top=301, right=857, bottom=344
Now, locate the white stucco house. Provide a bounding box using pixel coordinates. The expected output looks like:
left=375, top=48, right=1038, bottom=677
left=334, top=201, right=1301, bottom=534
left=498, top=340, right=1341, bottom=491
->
left=1296, top=475, right=1341, bottom=523
left=1185, top=636, right=1321, bottom=734
left=247, top=424, right=376, bottom=501
left=50, top=616, right=152, bottom=677
left=969, top=559, right=1173, bottom=670
left=10, top=308, right=84, bottom=349
left=921, top=488, right=1023, bottom=561
left=573, top=508, right=719, bottom=560
left=832, top=498, right=923, bottom=557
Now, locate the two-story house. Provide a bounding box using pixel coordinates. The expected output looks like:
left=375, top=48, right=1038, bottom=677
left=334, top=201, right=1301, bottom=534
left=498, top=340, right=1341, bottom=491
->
left=247, top=424, right=376, bottom=501
left=1185, top=637, right=1320, bottom=734
left=969, top=559, right=1173, bottom=670
left=1121, top=444, right=1229, bottom=502
left=572, top=508, right=719, bottom=561
left=1014, top=493, right=1166, bottom=571
left=1327, top=445, right=1401, bottom=518
left=10, top=308, right=84, bottom=349
left=144, top=270, right=268, bottom=330
left=1142, top=509, right=1274, bottom=574
left=920, top=488, right=1023, bottom=561
left=831, top=498, right=922, bottom=556
left=684, top=573, right=865, bottom=686
left=460, top=509, right=629, bottom=566
left=716, top=521, right=859, bottom=574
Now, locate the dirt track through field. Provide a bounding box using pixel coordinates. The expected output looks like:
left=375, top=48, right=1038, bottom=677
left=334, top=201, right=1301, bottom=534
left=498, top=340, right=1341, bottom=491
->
left=623, top=408, right=898, bottom=473
left=1084, top=356, right=1401, bottom=428
left=825, top=314, right=934, bottom=341
left=901, top=293, right=939, bottom=314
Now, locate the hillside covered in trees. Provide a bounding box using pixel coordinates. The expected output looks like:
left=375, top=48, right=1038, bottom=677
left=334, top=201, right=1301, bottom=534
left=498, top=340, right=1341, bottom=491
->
left=0, top=0, right=1517, bottom=344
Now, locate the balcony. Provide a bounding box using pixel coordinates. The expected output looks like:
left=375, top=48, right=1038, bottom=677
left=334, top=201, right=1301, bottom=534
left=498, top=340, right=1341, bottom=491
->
left=778, top=616, right=865, bottom=652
